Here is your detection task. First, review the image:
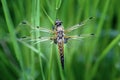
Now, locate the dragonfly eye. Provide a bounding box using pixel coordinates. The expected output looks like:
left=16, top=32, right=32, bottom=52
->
left=55, top=20, right=62, bottom=26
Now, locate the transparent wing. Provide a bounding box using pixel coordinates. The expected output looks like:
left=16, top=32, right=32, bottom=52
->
left=17, top=38, right=47, bottom=60
left=31, top=27, right=54, bottom=33
left=65, top=34, right=94, bottom=40
left=17, top=20, right=53, bottom=34
left=65, top=17, right=95, bottom=33
left=19, top=36, right=55, bottom=44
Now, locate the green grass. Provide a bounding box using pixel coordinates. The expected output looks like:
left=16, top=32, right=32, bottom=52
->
left=0, top=0, right=120, bottom=80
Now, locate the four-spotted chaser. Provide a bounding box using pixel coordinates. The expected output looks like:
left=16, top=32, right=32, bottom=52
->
left=18, top=17, right=94, bottom=69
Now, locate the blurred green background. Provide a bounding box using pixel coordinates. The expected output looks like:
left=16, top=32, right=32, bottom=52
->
left=0, top=0, right=120, bottom=80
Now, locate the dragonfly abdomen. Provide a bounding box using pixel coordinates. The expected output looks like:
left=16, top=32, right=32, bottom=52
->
left=58, top=42, right=64, bottom=69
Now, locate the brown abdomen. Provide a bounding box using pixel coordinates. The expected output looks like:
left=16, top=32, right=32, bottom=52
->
left=58, top=42, right=64, bottom=69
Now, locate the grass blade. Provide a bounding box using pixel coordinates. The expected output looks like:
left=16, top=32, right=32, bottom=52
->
left=1, top=0, right=27, bottom=79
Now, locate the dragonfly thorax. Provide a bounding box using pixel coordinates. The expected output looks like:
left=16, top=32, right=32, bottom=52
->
left=53, top=29, right=65, bottom=44
left=53, top=20, right=69, bottom=44
left=57, top=30, right=64, bottom=42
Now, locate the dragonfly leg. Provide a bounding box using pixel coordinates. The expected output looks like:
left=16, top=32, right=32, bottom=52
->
left=64, top=38, right=69, bottom=43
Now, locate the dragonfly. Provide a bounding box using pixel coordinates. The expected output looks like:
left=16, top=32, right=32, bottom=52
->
left=19, top=17, right=94, bottom=69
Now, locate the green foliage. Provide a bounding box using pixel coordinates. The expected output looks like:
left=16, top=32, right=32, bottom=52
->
left=0, top=0, right=120, bottom=80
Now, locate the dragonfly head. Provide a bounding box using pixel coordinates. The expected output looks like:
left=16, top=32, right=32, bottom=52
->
left=55, top=20, right=63, bottom=27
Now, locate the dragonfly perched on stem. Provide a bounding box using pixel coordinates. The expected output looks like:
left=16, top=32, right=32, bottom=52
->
left=18, top=17, right=95, bottom=69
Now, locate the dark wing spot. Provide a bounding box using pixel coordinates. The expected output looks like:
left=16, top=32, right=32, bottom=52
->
left=89, top=17, right=93, bottom=19
left=90, top=33, right=94, bottom=35
left=37, top=26, right=39, bottom=28
left=89, top=17, right=95, bottom=20
left=21, top=36, right=27, bottom=38
left=21, top=21, right=27, bottom=24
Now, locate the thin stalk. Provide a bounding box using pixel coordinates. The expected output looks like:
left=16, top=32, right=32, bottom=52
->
left=36, top=0, right=45, bottom=80
left=86, top=0, right=110, bottom=79
left=31, top=0, right=36, bottom=79
left=31, top=0, right=45, bottom=79
left=91, top=34, right=120, bottom=79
